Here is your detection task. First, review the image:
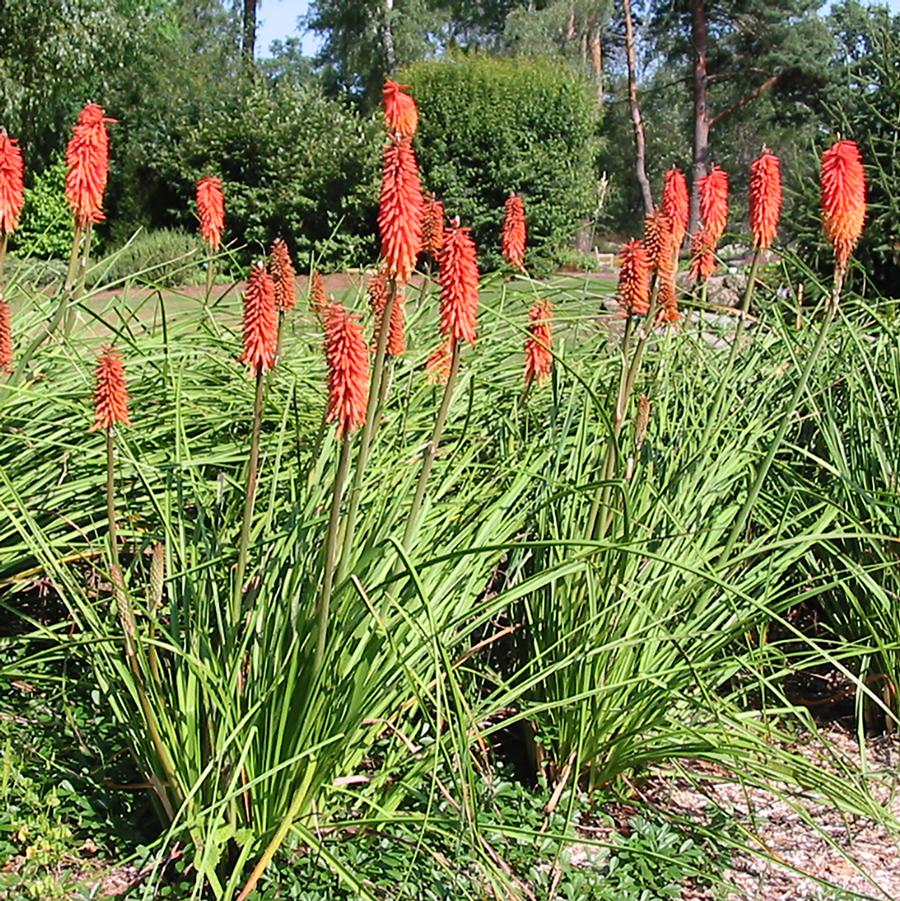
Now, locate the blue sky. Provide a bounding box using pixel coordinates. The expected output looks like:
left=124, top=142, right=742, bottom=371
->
left=256, top=0, right=900, bottom=58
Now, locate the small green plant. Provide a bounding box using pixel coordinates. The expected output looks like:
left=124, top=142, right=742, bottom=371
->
left=100, top=228, right=206, bottom=287
left=9, top=157, right=78, bottom=260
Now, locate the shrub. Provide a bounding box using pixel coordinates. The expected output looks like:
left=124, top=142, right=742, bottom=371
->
left=400, top=54, right=602, bottom=271
left=10, top=157, right=75, bottom=260
left=110, top=75, right=382, bottom=270
left=100, top=229, right=206, bottom=288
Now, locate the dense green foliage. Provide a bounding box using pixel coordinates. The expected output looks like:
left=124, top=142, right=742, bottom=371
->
left=10, top=158, right=77, bottom=260
left=402, top=55, right=601, bottom=270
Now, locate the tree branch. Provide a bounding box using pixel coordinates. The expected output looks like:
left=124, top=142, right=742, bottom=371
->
left=709, top=73, right=781, bottom=128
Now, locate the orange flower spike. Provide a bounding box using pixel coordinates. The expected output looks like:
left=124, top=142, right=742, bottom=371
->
left=524, top=300, right=553, bottom=387
left=238, top=262, right=278, bottom=376
left=324, top=302, right=370, bottom=437
left=438, top=218, right=480, bottom=346
left=821, top=139, right=866, bottom=273
left=383, top=80, right=419, bottom=139
left=378, top=137, right=423, bottom=284
left=698, top=165, right=729, bottom=242
left=269, top=238, right=297, bottom=313
left=387, top=289, right=406, bottom=356
left=426, top=339, right=452, bottom=385
left=421, top=193, right=445, bottom=257
left=656, top=275, right=680, bottom=325
left=644, top=210, right=674, bottom=277
left=0, top=297, right=13, bottom=375
left=690, top=231, right=717, bottom=284
left=501, top=192, right=527, bottom=270
left=309, top=270, right=326, bottom=315
left=662, top=167, right=689, bottom=250
left=367, top=268, right=390, bottom=343
left=0, top=131, right=25, bottom=235
left=65, top=103, right=115, bottom=229
left=748, top=150, right=782, bottom=251
left=617, top=240, right=651, bottom=317
left=196, top=176, right=226, bottom=251
left=90, top=346, right=131, bottom=432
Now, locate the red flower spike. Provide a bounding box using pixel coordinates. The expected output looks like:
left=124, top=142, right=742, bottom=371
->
left=656, top=274, right=680, bottom=325
left=378, top=137, right=423, bottom=284
left=698, top=165, right=729, bottom=242
left=387, top=289, right=406, bottom=356
left=501, top=193, right=527, bottom=270
left=662, top=167, right=689, bottom=251
left=91, top=346, right=131, bottom=432
left=196, top=176, right=226, bottom=251
left=690, top=231, right=717, bottom=284
left=439, top=219, right=480, bottom=346
left=383, top=81, right=419, bottom=139
left=617, top=240, right=651, bottom=317
left=644, top=210, right=675, bottom=277
left=0, top=131, right=25, bottom=235
left=238, top=262, right=278, bottom=376
left=66, top=103, right=115, bottom=229
left=324, top=302, right=370, bottom=437
left=426, top=340, right=452, bottom=385
left=749, top=150, right=782, bottom=251
left=269, top=238, right=296, bottom=313
left=367, top=268, right=390, bottom=345
left=524, top=300, right=553, bottom=387
left=821, top=139, right=866, bottom=272
left=0, top=297, right=13, bottom=375
left=309, top=270, right=326, bottom=316
left=421, top=193, right=445, bottom=257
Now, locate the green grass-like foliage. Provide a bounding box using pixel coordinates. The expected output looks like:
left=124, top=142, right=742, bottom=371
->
left=2, top=257, right=899, bottom=897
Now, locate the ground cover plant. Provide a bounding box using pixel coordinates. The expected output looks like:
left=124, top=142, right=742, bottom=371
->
left=1, top=71, right=899, bottom=901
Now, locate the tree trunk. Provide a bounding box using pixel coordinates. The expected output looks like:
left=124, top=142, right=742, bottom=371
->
left=689, top=0, right=710, bottom=236
left=382, top=0, right=396, bottom=74
left=589, top=22, right=604, bottom=111
left=242, top=0, right=258, bottom=60
left=622, top=0, right=653, bottom=215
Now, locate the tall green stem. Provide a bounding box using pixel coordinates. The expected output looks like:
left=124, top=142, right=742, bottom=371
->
left=401, top=339, right=462, bottom=552
left=314, top=433, right=353, bottom=679
left=233, top=368, right=266, bottom=627
left=335, top=282, right=397, bottom=584
left=699, top=246, right=762, bottom=449
left=0, top=232, right=8, bottom=286
left=719, top=267, right=843, bottom=562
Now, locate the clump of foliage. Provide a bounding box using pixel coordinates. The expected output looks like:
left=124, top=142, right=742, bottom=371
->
left=111, top=75, right=381, bottom=270
left=401, top=54, right=601, bottom=271
left=101, top=229, right=206, bottom=288
left=10, top=157, right=76, bottom=260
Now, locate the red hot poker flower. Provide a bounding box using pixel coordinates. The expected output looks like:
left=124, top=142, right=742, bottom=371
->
left=0, top=131, right=25, bottom=235
left=663, top=167, right=689, bottom=251
left=309, top=270, right=326, bottom=316
left=388, top=289, right=406, bottom=356
left=643, top=210, right=674, bottom=277
left=378, top=137, right=423, bottom=284
left=690, top=231, right=717, bottom=283
left=238, top=262, right=278, bottom=376
left=421, top=193, right=445, bottom=257
left=426, top=339, right=452, bottom=385
left=0, top=297, right=13, bottom=375
left=699, top=165, right=729, bottom=242
left=324, top=302, right=370, bottom=437
left=656, top=274, right=680, bottom=325
left=821, top=139, right=866, bottom=272
left=66, top=103, right=115, bottom=229
left=383, top=81, right=419, bottom=139
left=501, top=193, right=527, bottom=270
left=439, top=219, right=480, bottom=346
left=524, top=300, right=553, bottom=387
left=617, top=240, right=651, bottom=317
left=749, top=149, right=782, bottom=251
left=91, top=346, right=131, bottom=432
left=196, top=176, right=226, bottom=251
left=269, top=237, right=296, bottom=312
